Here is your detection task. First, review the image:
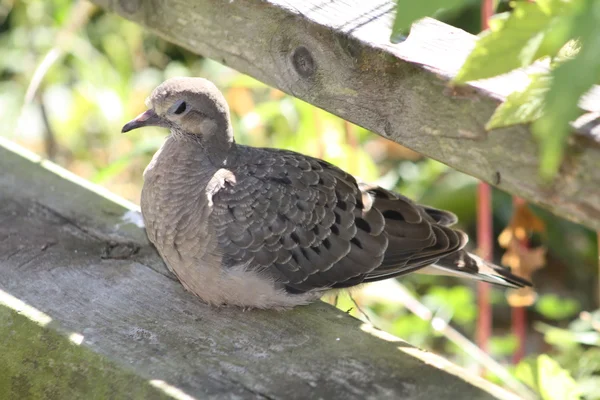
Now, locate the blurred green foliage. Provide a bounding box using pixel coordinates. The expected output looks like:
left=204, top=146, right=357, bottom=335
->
left=391, top=0, right=480, bottom=41
left=536, top=294, right=580, bottom=321
left=394, top=0, right=600, bottom=180
left=516, top=354, right=582, bottom=400
left=1, top=0, right=599, bottom=398
left=530, top=310, right=600, bottom=399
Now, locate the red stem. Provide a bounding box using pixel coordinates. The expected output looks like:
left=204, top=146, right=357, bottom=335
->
left=512, top=306, right=527, bottom=363
left=476, top=0, right=495, bottom=360
left=481, top=0, right=494, bottom=30
left=479, top=0, right=529, bottom=366
left=597, top=232, right=600, bottom=311
left=511, top=199, right=528, bottom=363
left=477, top=183, right=493, bottom=354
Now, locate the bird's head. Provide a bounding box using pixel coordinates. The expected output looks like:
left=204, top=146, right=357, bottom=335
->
left=122, top=77, right=233, bottom=141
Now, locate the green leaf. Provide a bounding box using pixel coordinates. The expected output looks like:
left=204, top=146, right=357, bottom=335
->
left=569, top=309, right=600, bottom=333
left=486, top=73, right=550, bottom=129
left=516, top=355, right=582, bottom=400
left=535, top=294, right=580, bottom=320
left=489, top=334, right=518, bottom=356
left=454, top=2, right=559, bottom=83
left=423, top=286, right=476, bottom=326
left=487, top=12, right=510, bottom=31
left=536, top=322, right=600, bottom=348
left=533, top=0, right=600, bottom=179
left=391, top=0, right=475, bottom=43
left=577, top=376, right=600, bottom=400
left=533, top=16, right=574, bottom=60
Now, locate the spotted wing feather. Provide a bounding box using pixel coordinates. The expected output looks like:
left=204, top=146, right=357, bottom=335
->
left=210, top=148, right=468, bottom=293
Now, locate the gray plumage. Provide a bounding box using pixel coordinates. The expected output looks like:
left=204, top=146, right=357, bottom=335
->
left=122, top=77, right=531, bottom=309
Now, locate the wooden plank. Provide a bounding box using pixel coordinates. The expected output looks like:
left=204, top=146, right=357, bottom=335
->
left=0, top=139, right=521, bottom=399
left=91, top=0, right=600, bottom=231
left=0, top=308, right=172, bottom=399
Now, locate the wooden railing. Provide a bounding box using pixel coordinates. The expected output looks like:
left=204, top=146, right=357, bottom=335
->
left=0, top=139, right=519, bottom=399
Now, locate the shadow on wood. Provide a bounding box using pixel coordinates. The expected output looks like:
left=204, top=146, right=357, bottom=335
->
left=0, top=140, right=519, bottom=399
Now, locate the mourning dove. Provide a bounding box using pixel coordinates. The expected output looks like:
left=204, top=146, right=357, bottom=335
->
left=122, top=77, right=531, bottom=309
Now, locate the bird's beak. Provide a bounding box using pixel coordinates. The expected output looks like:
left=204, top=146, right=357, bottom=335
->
left=121, top=109, right=164, bottom=133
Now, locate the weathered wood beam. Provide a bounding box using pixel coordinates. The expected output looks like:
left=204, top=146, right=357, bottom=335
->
left=93, top=0, right=600, bottom=230
left=0, top=140, right=519, bottom=399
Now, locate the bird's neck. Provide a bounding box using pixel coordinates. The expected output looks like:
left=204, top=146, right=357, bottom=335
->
left=171, top=126, right=237, bottom=168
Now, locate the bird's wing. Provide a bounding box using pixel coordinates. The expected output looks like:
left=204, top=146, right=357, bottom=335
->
left=355, top=183, right=530, bottom=289
left=210, top=149, right=465, bottom=293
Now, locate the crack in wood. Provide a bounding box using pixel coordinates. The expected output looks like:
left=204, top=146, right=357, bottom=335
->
left=3, top=247, right=24, bottom=262
left=15, top=252, right=46, bottom=270
left=32, top=200, right=102, bottom=241
left=211, top=373, right=278, bottom=400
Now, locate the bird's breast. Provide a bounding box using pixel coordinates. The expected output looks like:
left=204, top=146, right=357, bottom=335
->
left=140, top=137, right=222, bottom=271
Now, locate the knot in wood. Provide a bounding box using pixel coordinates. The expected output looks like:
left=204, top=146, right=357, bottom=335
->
left=119, top=0, right=141, bottom=14
left=291, top=46, right=316, bottom=78
left=383, top=121, right=393, bottom=137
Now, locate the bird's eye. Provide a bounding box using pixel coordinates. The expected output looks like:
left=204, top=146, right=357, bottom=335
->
left=173, top=101, right=187, bottom=115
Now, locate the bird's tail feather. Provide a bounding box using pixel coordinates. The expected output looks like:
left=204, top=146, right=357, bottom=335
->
left=421, top=251, right=532, bottom=289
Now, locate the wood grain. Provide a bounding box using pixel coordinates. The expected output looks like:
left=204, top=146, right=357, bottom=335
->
left=91, top=0, right=600, bottom=230
left=0, top=141, right=521, bottom=399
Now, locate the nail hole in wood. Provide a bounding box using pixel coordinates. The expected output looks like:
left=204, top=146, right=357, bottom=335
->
left=494, top=171, right=501, bottom=185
